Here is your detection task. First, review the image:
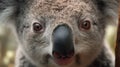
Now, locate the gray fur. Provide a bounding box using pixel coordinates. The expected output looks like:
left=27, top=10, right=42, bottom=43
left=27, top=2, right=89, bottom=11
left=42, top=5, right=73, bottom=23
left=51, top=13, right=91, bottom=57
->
left=0, top=0, right=119, bottom=67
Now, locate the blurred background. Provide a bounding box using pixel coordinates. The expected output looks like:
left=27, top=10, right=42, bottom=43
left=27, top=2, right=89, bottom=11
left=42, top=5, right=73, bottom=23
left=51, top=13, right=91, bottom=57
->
left=0, top=23, right=117, bottom=67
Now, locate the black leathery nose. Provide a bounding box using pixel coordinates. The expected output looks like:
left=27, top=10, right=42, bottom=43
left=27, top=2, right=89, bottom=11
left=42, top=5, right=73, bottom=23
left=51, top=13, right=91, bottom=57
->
left=52, top=24, right=74, bottom=57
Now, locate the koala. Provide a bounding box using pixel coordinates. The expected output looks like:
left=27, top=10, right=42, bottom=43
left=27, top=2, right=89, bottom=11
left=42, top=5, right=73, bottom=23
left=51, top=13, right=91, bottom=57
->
left=0, top=0, right=119, bottom=67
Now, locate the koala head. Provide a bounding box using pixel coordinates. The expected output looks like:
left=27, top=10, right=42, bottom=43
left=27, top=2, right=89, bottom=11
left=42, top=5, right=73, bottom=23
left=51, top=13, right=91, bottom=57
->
left=0, top=0, right=118, bottom=67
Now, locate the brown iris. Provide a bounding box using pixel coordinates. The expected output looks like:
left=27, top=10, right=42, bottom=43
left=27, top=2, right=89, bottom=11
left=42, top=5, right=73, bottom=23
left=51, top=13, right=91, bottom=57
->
left=79, top=20, right=91, bottom=30
left=33, top=22, right=43, bottom=33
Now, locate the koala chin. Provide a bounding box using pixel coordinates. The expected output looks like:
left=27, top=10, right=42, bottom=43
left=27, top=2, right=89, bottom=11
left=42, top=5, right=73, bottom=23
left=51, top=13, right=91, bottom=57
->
left=0, top=0, right=119, bottom=67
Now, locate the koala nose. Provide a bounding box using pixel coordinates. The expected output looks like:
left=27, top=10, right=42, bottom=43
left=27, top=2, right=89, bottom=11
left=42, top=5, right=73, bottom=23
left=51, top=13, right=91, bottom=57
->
left=52, top=24, right=74, bottom=59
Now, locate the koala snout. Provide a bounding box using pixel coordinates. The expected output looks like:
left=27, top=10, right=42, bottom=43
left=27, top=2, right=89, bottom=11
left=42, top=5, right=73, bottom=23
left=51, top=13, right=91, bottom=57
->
left=52, top=24, right=75, bottom=61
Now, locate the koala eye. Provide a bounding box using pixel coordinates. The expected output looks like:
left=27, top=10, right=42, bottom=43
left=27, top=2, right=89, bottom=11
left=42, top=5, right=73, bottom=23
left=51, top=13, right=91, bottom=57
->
left=33, top=22, right=43, bottom=33
left=79, top=20, right=91, bottom=30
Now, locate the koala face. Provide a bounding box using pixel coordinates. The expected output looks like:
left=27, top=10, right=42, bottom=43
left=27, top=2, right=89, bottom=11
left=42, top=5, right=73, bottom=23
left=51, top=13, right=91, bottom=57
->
left=13, top=0, right=118, bottom=66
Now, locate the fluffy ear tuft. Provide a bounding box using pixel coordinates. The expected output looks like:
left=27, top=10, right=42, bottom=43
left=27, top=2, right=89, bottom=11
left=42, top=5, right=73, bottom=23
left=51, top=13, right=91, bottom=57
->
left=0, top=0, right=17, bottom=24
left=0, top=7, right=16, bottom=24
left=95, top=0, right=119, bottom=25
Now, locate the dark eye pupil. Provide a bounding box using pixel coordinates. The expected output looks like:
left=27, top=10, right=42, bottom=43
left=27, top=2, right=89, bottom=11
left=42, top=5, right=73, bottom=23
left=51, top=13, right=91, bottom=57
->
left=81, top=21, right=91, bottom=30
left=33, top=23, right=43, bottom=32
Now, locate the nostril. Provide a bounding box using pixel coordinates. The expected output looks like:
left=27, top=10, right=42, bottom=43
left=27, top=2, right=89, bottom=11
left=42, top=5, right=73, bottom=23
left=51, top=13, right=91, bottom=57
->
left=53, top=51, right=74, bottom=65
left=52, top=50, right=74, bottom=65
left=67, top=52, right=74, bottom=58
left=52, top=50, right=74, bottom=59
left=53, top=51, right=61, bottom=59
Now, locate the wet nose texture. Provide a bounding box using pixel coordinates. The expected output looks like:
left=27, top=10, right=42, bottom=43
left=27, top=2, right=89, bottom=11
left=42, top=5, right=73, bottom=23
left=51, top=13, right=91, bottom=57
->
left=52, top=24, right=74, bottom=56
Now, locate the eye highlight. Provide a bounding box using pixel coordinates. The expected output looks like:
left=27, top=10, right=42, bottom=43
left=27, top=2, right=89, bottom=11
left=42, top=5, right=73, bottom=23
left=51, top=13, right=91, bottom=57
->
left=33, top=22, right=44, bottom=33
left=79, top=20, right=91, bottom=30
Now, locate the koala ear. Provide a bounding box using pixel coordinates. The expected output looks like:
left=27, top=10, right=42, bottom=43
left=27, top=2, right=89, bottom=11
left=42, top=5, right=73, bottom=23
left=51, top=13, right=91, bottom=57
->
left=95, top=0, right=119, bottom=25
left=0, top=0, right=17, bottom=24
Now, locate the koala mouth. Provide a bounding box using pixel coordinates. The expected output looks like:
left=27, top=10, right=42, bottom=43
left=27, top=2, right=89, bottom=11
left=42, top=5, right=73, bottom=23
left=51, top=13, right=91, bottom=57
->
left=53, top=51, right=74, bottom=65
